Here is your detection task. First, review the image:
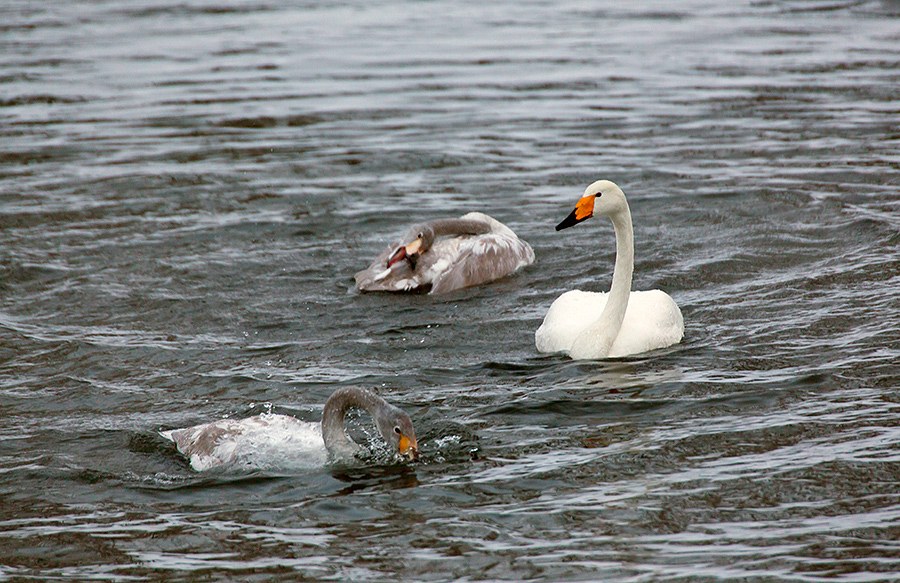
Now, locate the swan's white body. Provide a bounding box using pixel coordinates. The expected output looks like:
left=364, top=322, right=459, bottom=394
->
left=536, top=289, right=683, bottom=358
left=161, top=414, right=328, bottom=472
left=535, top=180, right=683, bottom=359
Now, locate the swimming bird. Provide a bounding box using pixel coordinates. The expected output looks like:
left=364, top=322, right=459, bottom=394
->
left=355, top=212, right=534, bottom=294
left=161, top=387, right=418, bottom=472
left=535, top=180, right=684, bottom=359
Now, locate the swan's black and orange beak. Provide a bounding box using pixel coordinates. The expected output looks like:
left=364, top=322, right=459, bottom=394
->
left=386, top=237, right=424, bottom=268
left=398, top=433, right=419, bottom=461
left=556, top=194, right=596, bottom=231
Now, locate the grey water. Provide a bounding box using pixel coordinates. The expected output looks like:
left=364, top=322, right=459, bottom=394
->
left=1, top=0, right=899, bottom=580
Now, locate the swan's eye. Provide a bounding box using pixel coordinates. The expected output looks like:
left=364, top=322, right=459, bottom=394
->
left=393, top=426, right=402, bottom=435
left=417, top=232, right=424, bottom=239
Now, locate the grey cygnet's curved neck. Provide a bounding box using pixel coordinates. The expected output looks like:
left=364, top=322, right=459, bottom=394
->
left=424, top=218, right=491, bottom=237
left=321, top=387, right=391, bottom=457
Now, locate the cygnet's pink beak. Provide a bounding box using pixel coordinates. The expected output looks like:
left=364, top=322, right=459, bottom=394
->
left=387, top=246, right=407, bottom=268
left=386, top=237, right=424, bottom=268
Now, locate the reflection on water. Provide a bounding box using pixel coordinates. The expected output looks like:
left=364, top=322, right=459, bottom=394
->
left=1, top=0, right=898, bottom=580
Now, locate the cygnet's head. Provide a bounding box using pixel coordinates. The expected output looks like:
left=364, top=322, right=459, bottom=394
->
left=374, top=404, right=419, bottom=461
left=386, top=225, right=436, bottom=269
left=556, top=179, right=628, bottom=231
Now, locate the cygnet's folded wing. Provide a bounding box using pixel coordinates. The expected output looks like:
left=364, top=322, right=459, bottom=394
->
left=161, top=414, right=327, bottom=472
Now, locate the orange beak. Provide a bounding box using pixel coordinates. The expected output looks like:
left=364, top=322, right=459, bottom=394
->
left=398, top=434, right=419, bottom=461
left=556, top=194, right=596, bottom=231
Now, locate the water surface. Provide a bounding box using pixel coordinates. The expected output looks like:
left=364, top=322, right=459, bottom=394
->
left=1, top=0, right=898, bottom=580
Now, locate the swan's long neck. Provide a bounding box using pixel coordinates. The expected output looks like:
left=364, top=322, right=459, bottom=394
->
left=575, top=204, right=634, bottom=358
left=321, top=388, right=387, bottom=458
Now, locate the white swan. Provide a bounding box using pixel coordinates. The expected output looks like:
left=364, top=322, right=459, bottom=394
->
left=161, top=387, right=418, bottom=472
left=355, top=212, right=534, bottom=294
left=535, top=180, right=684, bottom=359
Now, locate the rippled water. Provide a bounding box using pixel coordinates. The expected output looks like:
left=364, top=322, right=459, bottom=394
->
left=1, top=0, right=899, bottom=580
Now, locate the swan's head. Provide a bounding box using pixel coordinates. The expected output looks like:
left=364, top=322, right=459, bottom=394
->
left=556, top=180, right=628, bottom=231
left=374, top=405, right=419, bottom=461
left=386, top=225, right=436, bottom=270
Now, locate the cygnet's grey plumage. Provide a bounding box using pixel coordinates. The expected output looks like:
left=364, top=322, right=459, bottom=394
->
left=161, top=387, right=417, bottom=472
left=355, top=212, right=534, bottom=294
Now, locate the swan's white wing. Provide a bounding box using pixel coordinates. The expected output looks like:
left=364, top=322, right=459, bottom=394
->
left=161, top=414, right=327, bottom=472
left=608, top=290, right=684, bottom=357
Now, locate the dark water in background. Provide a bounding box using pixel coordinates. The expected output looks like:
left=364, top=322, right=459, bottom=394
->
left=1, top=0, right=899, bottom=580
